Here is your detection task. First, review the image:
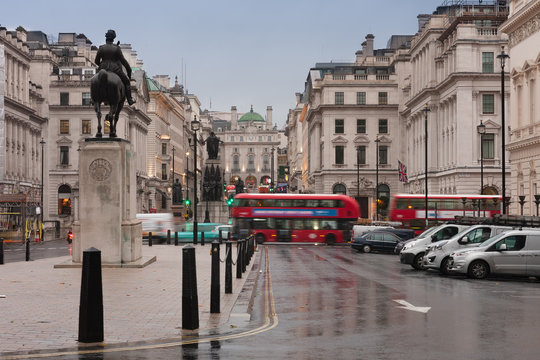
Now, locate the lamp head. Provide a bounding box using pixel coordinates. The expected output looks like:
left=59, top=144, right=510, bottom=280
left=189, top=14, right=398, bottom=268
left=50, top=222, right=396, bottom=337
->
left=191, top=116, right=200, bottom=131
left=477, top=120, right=486, bottom=134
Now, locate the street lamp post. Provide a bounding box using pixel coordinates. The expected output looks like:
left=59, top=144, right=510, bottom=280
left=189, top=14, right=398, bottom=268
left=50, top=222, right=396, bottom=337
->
left=497, top=46, right=509, bottom=214
left=40, top=138, right=45, bottom=241
left=186, top=140, right=190, bottom=212
left=477, top=120, right=486, bottom=214
left=356, top=146, right=360, bottom=204
left=172, top=146, right=175, bottom=204
left=191, top=117, right=200, bottom=244
left=375, top=138, right=380, bottom=221
left=422, top=104, right=431, bottom=228
left=271, top=146, right=275, bottom=192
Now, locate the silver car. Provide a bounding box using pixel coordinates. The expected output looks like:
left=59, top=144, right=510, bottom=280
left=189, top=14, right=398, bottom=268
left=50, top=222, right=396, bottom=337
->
left=448, top=229, right=540, bottom=279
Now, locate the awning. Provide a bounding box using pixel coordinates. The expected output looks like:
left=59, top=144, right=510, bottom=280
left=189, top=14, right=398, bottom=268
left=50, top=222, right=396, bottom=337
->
left=155, top=188, right=170, bottom=200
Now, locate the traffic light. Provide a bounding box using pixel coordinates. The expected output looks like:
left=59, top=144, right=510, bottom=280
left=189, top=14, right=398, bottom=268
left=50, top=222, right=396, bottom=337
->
left=185, top=198, right=191, bottom=206
left=227, top=195, right=234, bottom=207
left=67, top=231, right=73, bottom=244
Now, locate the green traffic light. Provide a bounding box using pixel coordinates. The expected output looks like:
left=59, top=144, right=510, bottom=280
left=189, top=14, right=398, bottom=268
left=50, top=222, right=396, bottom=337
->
left=185, top=198, right=191, bottom=206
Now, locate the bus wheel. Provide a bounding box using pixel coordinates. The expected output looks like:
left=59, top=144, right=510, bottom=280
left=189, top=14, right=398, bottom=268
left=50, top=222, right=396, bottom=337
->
left=326, top=233, right=336, bottom=245
left=255, top=233, right=265, bottom=244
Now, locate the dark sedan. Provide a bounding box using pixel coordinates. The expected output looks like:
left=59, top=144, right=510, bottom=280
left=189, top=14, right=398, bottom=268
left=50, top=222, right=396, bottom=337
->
left=351, top=230, right=410, bottom=253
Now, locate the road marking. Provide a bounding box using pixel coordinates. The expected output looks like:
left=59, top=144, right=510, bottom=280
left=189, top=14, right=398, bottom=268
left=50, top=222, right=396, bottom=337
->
left=394, top=299, right=431, bottom=313
left=1, top=247, right=278, bottom=359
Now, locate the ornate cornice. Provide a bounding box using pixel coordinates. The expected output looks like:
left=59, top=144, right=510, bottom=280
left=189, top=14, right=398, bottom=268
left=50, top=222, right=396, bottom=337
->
left=500, top=1, right=540, bottom=48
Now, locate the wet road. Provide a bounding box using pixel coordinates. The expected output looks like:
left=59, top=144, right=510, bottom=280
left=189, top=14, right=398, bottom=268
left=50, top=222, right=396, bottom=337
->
left=6, top=245, right=540, bottom=359
left=1, top=239, right=70, bottom=263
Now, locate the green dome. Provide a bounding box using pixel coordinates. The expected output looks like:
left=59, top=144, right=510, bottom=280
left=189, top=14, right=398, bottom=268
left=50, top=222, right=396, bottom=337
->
left=238, top=106, right=265, bottom=122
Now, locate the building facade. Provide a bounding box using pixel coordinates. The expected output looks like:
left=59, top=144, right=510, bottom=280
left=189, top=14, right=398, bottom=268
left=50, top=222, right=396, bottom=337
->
left=501, top=0, right=540, bottom=215
left=403, top=2, right=509, bottom=200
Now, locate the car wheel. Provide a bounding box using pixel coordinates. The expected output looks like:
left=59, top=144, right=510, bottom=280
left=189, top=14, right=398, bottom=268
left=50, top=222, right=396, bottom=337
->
left=255, top=233, right=265, bottom=244
left=326, top=233, right=336, bottom=245
left=412, top=252, right=425, bottom=270
left=362, top=245, right=372, bottom=253
left=440, top=257, right=451, bottom=275
left=467, top=260, right=490, bottom=279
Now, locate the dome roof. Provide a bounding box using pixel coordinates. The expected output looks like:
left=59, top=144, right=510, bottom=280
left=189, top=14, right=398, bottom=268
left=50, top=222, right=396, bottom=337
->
left=238, top=106, right=265, bottom=122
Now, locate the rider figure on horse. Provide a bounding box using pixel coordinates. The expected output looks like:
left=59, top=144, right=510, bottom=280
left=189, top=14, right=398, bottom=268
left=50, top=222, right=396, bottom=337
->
left=94, top=30, right=136, bottom=105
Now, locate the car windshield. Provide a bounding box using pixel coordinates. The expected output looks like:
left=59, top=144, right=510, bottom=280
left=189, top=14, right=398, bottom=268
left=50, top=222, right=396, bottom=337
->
left=477, top=232, right=507, bottom=247
left=417, top=225, right=441, bottom=239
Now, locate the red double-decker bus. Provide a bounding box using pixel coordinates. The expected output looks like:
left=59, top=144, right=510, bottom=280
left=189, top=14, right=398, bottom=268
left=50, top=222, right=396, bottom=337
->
left=389, top=193, right=502, bottom=233
left=231, top=193, right=360, bottom=244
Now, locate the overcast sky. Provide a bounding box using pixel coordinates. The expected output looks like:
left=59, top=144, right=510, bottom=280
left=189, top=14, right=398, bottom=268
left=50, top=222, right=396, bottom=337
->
left=3, top=0, right=438, bottom=128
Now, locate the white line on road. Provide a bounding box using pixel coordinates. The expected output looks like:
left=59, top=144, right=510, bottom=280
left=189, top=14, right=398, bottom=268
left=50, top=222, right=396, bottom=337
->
left=394, top=299, right=431, bottom=313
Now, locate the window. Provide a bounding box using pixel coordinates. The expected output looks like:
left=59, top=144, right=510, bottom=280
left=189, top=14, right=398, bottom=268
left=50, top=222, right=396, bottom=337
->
left=60, top=120, right=69, bottom=134
left=378, top=119, right=388, bottom=134
left=357, top=146, right=366, bottom=165
left=259, top=136, right=262, bottom=141
left=378, top=92, right=388, bottom=105
left=82, top=92, right=91, bottom=106
left=482, top=94, right=495, bottom=114
left=263, top=155, right=269, bottom=170
left=482, top=133, right=495, bottom=159
left=335, top=119, right=344, bottom=134
left=230, top=136, right=234, bottom=141
left=333, top=183, right=346, bottom=195
left=247, top=155, right=255, bottom=171
left=379, top=145, right=388, bottom=165
left=233, top=155, right=240, bottom=171
left=335, top=146, right=344, bottom=164
left=357, top=92, right=366, bottom=105
left=335, top=92, right=344, bottom=105
left=83, top=69, right=94, bottom=79
left=162, top=163, right=167, bottom=180
left=60, top=146, right=69, bottom=165
left=162, top=143, right=167, bottom=155
left=240, top=136, right=243, bottom=142
left=60, top=92, right=69, bottom=106
left=82, top=120, right=91, bottom=134
left=482, top=52, right=494, bottom=73
left=268, top=136, right=272, bottom=141
left=357, top=119, right=366, bottom=134
left=58, top=184, right=72, bottom=215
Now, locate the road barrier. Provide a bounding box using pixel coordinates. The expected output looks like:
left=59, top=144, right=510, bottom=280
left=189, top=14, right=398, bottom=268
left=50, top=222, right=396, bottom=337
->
left=182, top=245, right=199, bottom=330
left=211, top=241, right=220, bottom=313
left=0, top=238, right=4, bottom=265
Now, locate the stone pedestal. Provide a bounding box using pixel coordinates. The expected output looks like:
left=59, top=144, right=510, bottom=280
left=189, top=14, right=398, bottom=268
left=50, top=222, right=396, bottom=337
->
left=71, top=139, right=145, bottom=266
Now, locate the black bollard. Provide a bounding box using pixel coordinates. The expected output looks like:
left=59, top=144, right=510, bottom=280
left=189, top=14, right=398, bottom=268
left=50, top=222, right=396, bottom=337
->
left=0, top=238, right=4, bottom=265
left=218, top=230, right=223, bottom=245
left=236, top=240, right=243, bottom=279
left=25, top=238, right=30, bottom=261
left=78, top=247, right=104, bottom=343
left=148, top=232, right=153, bottom=247
left=174, top=231, right=178, bottom=246
left=182, top=245, right=199, bottom=330
left=242, top=239, right=247, bottom=273
left=167, top=229, right=171, bottom=245
left=210, top=241, right=220, bottom=313
left=201, top=231, right=205, bottom=246
left=225, top=241, right=232, bottom=294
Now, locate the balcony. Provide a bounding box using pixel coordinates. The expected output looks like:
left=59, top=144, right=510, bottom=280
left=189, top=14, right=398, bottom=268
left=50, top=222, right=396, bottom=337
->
left=324, top=74, right=396, bottom=83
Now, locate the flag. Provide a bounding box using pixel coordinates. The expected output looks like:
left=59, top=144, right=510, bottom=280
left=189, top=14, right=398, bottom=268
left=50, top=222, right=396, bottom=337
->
left=398, top=160, right=408, bottom=183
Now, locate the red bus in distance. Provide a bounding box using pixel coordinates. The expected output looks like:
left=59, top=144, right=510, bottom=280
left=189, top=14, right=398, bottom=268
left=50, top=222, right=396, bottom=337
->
left=389, top=193, right=502, bottom=233
left=231, top=193, right=360, bottom=244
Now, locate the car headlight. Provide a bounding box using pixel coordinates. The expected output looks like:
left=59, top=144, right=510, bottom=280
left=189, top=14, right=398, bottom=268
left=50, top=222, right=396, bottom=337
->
left=434, top=244, right=445, bottom=251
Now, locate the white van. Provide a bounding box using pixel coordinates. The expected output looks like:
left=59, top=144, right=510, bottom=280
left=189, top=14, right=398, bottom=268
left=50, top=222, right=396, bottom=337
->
left=399, top=224, right=469, bottom=269
left=422, top=225, right=513, bottom=274
left=136, top=213, right=174, bottom=239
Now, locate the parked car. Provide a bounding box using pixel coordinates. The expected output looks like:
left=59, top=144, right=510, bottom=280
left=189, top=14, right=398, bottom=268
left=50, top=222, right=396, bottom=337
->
left=351, top=230, right=409, bottom=253
left=448, top=229, right=540, bottom=279
left=423, top=225, right=513, bottom=274
left=394, top=225, right=441, bottom=254
left=399, top=224, right=469, bottom=269
left=352, top=225, right=394, bottom=240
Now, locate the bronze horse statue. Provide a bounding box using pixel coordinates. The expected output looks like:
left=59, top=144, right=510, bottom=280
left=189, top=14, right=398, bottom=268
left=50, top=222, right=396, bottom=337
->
left=90, top=69, right=125, bottom=138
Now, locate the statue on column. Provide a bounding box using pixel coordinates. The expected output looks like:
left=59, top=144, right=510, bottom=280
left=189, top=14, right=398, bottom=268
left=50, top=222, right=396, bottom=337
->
left=203, top=132, right=223, bottom=160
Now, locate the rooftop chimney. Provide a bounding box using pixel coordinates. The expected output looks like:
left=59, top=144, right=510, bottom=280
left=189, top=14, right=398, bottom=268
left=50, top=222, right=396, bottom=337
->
left=295, top=92, right=302, bottom=105
left=417, top=14, right=431, bottom=31
left=231, top=106, right=238, bottom=130
left=266, top=106, right=273, bottom=129
left=365, top=34, right=374, bottom=57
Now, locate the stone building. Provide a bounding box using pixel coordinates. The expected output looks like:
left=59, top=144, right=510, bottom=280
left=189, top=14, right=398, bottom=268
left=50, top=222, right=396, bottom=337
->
left=0, top=26, right=47, bottom=199
left=290, top=34, right=411, bottom=218
left=402, top=1, right=509, bottom=199
left=500, top=0, right=540, bottom=215
left=206, top=106, right=280, bottom=193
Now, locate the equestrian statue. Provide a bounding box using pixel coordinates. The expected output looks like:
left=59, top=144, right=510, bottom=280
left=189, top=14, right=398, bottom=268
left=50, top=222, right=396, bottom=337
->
left=91, top=29, right=136, bottom=138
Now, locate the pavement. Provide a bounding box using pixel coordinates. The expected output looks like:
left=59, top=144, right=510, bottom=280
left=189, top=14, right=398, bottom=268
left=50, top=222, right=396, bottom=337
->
left=0, top=241, right=259, bottom=356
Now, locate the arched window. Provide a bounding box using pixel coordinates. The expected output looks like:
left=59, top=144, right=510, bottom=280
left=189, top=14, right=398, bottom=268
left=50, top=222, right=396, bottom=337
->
left=58, top=184, right=72, bottom=215
left=247, top=155, right=255, bottom=171
left=333, top=184, right=346, bottom=195
left=233, top=155, right=240, bottom=171
left=377, top=184, right=390, bottom=218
